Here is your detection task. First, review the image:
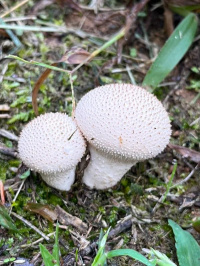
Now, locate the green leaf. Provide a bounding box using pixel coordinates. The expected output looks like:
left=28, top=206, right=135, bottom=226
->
left=150, top=248, right=177, bottom=266
left=3, top=257, right=16, bottom=263
left=39, top=244, right=55, bottom=266
left=92, top=228, right=110, bottom=266
left=106, top=249, right=153, bottom=266
left=192, top=217, right=200, bottom=233
left=168, top=219, right=200, bottom=266
left=0, top=205, right=18, bottom=232
left=20, top=170, right=30, bottom=179
left=7, top=112, right=30, bottom=124
left=169, top=5, right=200, bottom=16
left=143, top=13, right=198, bottom=88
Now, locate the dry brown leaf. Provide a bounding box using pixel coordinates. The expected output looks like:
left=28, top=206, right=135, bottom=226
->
left=24, top=203, right=58, bottom=222
left=32, top=62, right=57, bottom=116
left=168, top=143, right=200, bottom=163
left=59, top=47, right=90, bottom=65
left=32, top=48, right=90, bottom=116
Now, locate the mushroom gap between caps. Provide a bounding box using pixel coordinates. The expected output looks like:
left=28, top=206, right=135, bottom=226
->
left=75, top=83, right=171, bottom=190
left=18, top=112, right=86, bottom=191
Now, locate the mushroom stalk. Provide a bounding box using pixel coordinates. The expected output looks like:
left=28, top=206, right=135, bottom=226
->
left=41, top=169, right=75, bottom=191
left=83, top=145, right=134, bottom=189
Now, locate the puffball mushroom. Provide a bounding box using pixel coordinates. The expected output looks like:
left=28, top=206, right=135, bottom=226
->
left=75, top=83, right=171, bottom=190
left=18, top=113, right=86, bottom=191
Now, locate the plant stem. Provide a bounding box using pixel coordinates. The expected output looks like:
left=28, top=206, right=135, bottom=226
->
left=71, top=27, right=126, bottom=74
left=162, top=161, right=178, bottom=203
left=6, top=55, right=71, bottom=74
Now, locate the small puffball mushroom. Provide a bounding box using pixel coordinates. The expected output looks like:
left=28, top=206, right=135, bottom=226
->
left=18, top=113, right=86, bottom=191
left=75, top=84, right=171, bottom=190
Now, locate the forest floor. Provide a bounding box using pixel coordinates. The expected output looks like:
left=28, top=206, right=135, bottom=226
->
left=0, top=0, right=200, bottom=265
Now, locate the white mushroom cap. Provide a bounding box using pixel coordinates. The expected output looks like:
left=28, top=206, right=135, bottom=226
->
left=75, top=83, right=171, bottom=161
left=18, top=112, right=86, bottom=191
left=75, top=83, right=171, bottom=189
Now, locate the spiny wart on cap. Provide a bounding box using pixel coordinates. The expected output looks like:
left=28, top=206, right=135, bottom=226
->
left=75, top=83, right=171, bottom=189
left=18, top=112, right=86, bottom=191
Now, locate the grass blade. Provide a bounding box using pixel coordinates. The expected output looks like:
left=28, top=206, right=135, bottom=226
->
left=0, top=205, right=18, bottom=232
left=106, top=249, right=154, bottom=266
left=39, top=244, right=55, bottom=266
left=168, top=219, right=200, bottom=266
left=143, top=13, right=198, bottom=88
left=92, top=228, right=110, bottom=266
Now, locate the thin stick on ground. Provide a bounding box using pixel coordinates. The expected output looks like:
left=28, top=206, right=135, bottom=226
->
left=171, top=162, right=200, bottom=189
left=152, top=162, right=178, bottom=213
left=0, top=0, right=30, bottom=18
left=71, top=27, right=126, bottom=74
left=6, top=232, right=55, bottom=250
left=12, top=179, right=26, bottom=203
left=69, top=73, right=76, bottom=118
left=11, top=212, right=50, bottom=241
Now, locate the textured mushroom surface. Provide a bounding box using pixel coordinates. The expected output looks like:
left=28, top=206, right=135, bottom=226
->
left=75, top=83, right=171, bottom=162
left=75, top=83, right=171, bottom=189
left=18, top=113, right=86, bottom=190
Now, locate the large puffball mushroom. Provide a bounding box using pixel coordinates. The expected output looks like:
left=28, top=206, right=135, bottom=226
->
left=75, top=83, right=171, bottom=190
left=18, top=113, right=86, bottom=191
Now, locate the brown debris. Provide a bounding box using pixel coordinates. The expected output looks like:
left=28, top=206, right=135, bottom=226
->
left=55, top=205, right=88, bottom=233
left=116, top=0, right=150, bottom=64
left=56, top=0, right=82, bottom=13
left=59, top=47, right=90, bottom=65
left=168, top=143, right=200, bottom=163
left=32, top=62, right=58, bottom=116
left=0, top=114, right=11, bottom=119
left=24, top=203, right=58, bottom=223
left=0, top=144, right=18, bottom=158
left=0, top=104, right=10, bottom=111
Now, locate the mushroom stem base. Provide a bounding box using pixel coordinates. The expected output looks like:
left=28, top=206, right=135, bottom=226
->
left=41, top=168, right=75, bottom=191
left=83, top=145, right=135, bottom=189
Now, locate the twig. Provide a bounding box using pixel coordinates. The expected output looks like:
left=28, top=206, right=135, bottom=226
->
left=126, top=65, right=136, bottom=85
left=0, top=129, right=18, bottom=141
left=190, top=116, right=200, bottom=126
left=7, top=55, right=71, bottom=74
left=55, top=205, right=88, bottom=233
left=0, top=0, right=30, bottom=18
left=63, top=215, right=133, bottom=263
left=12, top=179, right=26, bottom=203
left=0, top=146, right=18, bottom=158
left=81, top=215, right=132, bottom=256
left=116, top=0, right=150, bottom=63
left=7, top=232, right=55, bottom=250
left=3, top=16, right=36, bottom=22
left=108, top=216, right=132, bottom=239
left=69, top=74, right=76, bottom=117
left=79, top=5, right=125, bottom=11
left=0, top=104, right=10, bottom=111
left=11, top=212, right=50, bottom=241
left=0, top=24, right=67, bottom=32
left=171, top=163, right=200, bottom=189
left=0, top=60, right=8, bottom=83
left=0, top=114, right=11, bottom=118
